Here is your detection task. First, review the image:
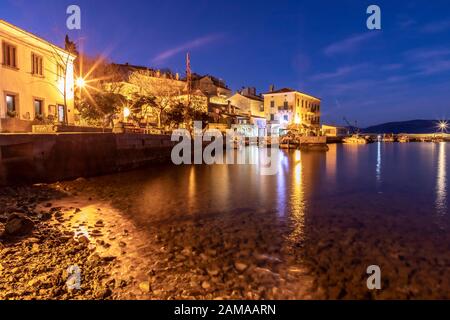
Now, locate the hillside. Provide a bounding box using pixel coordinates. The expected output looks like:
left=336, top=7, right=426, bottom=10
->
left=362, top=120, right=442, bottom=134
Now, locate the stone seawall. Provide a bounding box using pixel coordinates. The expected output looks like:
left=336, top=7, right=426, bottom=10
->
left=0, top=133, right=177, bottom=186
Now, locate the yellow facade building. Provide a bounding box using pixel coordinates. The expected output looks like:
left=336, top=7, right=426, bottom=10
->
left=263, top=87, right=321, bottom=135
left=0, top=20, right=76, bottom=132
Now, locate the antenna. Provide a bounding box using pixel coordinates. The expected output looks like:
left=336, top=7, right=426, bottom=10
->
left=186, top=52, right=192, bottom=104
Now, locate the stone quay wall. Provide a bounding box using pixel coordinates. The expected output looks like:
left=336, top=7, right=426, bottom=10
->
left=0, top=133, right=177, bottom=186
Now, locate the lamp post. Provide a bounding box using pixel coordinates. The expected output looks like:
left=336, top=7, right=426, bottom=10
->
left=438, top=121, right=448, bottom=135
left=75, top=77, right=86, bottom=101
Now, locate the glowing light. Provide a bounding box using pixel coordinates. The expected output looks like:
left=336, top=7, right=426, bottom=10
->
left=436, top=142, right=447, bottom=216
left=76, top=77, right=86, bottom=88
left=123, top=107, right=131, bottom=119
left=437, top=121, right=448, bottom=133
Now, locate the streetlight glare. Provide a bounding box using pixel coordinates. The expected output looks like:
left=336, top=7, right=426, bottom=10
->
left=123, top=107, right=131, bottom=119
left=76, top=77, right=86, bottom=88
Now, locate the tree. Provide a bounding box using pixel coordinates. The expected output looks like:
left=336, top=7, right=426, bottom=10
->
left=129, top=93, right=158, bottom=126
left=128, top=70, right=184, bottom=128
left=74, top=56, right=127, bottom=127
left=166, top=102, right=209, bottom=132
left=77, top=91, right=126, bottom=128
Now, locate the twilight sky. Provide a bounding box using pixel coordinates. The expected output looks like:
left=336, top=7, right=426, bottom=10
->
left=1, top=0, right=450, bottom=126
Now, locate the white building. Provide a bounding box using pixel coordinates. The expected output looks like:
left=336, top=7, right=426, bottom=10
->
left=0, top=20, right=76, bottom=132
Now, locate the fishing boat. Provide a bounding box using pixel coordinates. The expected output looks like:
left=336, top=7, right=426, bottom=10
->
left=343, top=134, right=369, bottom=144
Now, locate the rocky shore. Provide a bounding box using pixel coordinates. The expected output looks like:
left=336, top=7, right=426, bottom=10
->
left=0, top=184, right=120, bottom=300
left=2, top=169, right=449, bottom=300
left=0, top=180, right=320, bottom=300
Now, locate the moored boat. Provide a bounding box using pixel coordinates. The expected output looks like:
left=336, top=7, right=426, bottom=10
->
left=279, top=136, right=299, bottom=149
left=382, top=134, right=395, bottom=142
left=343, top=135, right=369, bottom=144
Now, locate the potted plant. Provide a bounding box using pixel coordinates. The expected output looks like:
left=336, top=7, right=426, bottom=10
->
left=7, top=110, right=17, bottom=118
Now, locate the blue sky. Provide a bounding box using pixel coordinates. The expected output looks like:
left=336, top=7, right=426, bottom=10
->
left=1, top=0, right=450, bottom=126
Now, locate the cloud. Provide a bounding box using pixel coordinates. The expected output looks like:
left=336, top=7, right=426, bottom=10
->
left=405, top=48, right=450, bottom=60
left=323, top=32, right=379, bottom=56
left=416, top=60, right=450, bottom=76
left=397, top=17, right=416, bottom=29
left=381, top=63, right=403, bottom=71
left=152, top=33, right=225, bottom=64
left=421, top=20, right=450, bottom=33
left=312, top=64, right=368, bottom=81
left=404, top=47, right=450, bottom=76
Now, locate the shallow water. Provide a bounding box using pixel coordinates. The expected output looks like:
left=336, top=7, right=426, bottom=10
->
left=60, top=142, right=450, bottom=299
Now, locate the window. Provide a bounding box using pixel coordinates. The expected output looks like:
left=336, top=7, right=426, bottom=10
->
left=2, top=42, right=17, bottom=68
left=6, top=95, right=16, bottom=112
left=270, top=101, right=275, bottom=109
left=34, top=99, right=43, bottom=115
left=57, top=64, right=65, bottom=80
left=58, top=104, right=65, bottom=123
left=259, top=104, right=264, bottom=112
left=283, top=115, right=289, bottom=121
left=31, top=53, right=43, bottom=76
left=283, top=101, right=289, bottom=110
left=270, top=114, right=275, bottom=121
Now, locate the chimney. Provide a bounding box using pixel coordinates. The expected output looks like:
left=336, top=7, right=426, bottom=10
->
left=269, top=84, right=275, bottom=93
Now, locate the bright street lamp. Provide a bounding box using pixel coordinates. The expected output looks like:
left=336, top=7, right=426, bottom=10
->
left=438, top=121, right=448, bottom=133
left=123, top=107, right=131, bottom=119
left=76, top=77, right=86, bottom=88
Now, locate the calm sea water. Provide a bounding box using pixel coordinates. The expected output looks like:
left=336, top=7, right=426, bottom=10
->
left=117, top=142, right=449, bottom=222
left=72, top=142, right=450, bottom=298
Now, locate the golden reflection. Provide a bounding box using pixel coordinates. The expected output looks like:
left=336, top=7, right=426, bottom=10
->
left=289, top=151, right=305, bottom=241
left=343, top=144, right=359, bottom=176
left=187, top=166, right=196, bottom=214
left=326, top=144, right=337, bottom=181
left=436, top=143, right=447, bottom=216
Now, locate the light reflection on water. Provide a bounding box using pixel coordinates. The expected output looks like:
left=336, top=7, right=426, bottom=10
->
left=116, top=143, right=450, bottom=233
left=376, top=141, right=382, bottom=184
left=436, top=142, right=447, bottom=216
left=289, top=150, right=305, bottom=241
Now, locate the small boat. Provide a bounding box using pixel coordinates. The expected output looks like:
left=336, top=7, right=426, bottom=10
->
left=382, top=134, right=395, bottom=142
left=432, top=136, right=444, bottom=143
left=279, top=136, right=299, bottom=149
left=343, top=135, right=368, bottom=144
left=398, top=135, right=410, bottom=143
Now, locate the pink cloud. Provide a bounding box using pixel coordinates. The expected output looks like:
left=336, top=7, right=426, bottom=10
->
left=324, top=32, right=379, bottom=56
left=152, top=34, right=225, bottom=64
